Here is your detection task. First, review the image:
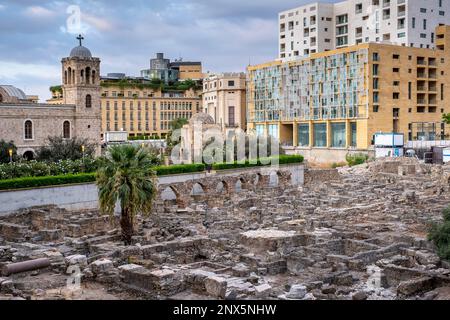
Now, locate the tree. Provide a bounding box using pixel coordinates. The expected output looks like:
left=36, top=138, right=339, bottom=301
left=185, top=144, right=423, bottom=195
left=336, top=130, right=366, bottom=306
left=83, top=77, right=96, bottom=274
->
left=428, top=206, right=450, bottom=261
left=96, top=145, right=157, bottom=245
left=0, top=140, right=17, bottom=163
left=166, top=118, right=189, bottom=148
left=443, top=114, right=450, bottom=125
left=37, top=136, right=95, bottom=161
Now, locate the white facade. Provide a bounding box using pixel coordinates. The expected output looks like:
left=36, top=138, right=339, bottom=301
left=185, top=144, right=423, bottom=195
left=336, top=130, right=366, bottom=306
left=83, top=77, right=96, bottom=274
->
left=279, top=0, right=450, bottom=60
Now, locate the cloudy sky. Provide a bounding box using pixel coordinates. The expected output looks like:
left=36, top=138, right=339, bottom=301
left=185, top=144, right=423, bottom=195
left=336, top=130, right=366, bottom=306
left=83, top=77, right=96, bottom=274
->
left=0, top=0, right=336, bottom=101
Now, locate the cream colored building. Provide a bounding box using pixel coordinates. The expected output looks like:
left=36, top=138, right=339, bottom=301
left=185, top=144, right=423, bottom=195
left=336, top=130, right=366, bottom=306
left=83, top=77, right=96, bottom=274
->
left=202, top=73, right=247, bottom=133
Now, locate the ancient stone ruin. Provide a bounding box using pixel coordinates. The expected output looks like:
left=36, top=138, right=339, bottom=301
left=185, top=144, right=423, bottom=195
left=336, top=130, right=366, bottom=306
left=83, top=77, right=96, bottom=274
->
left=1, top=158, right=450, bottom=300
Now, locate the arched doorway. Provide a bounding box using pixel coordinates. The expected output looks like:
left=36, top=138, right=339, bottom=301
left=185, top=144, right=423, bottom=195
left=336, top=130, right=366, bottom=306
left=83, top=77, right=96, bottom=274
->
left=23, top=151, right=35, bottom=161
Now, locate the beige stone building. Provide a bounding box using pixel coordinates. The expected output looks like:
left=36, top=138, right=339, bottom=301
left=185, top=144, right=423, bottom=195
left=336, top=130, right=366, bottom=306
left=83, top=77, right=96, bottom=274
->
left=202, top=73, right=247, bottom=134
left=49, top=80, right=202, bottom=139
left=0, top=37, right=102, bottom=159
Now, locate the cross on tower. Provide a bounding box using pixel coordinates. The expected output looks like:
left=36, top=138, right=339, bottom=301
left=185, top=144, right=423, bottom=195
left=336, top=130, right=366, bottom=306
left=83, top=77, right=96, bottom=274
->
left=77, top=34, right=84, bottom=46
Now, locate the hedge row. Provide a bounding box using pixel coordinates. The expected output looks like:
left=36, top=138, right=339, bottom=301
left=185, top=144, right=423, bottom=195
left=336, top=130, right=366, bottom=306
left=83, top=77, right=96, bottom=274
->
left=0, top=156, right=303, bottom=190
left=0, top=173, right=96, bottom=191
left=154, top=163, right=205, bottom=176
left=0, top=164, right=206, bottom=190
left=212, top=155, right=304, bottom=171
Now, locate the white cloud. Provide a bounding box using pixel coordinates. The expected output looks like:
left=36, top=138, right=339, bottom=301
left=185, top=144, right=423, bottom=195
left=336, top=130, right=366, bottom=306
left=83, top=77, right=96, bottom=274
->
left=24, top=6, right=56, bottom=18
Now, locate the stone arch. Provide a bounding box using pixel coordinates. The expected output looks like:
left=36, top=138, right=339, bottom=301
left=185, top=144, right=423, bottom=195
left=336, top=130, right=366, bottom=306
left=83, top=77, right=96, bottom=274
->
left=191, top=182, right=206, bottom=196
left=63, top=120, right=71, bottom=139
left=23, top=150, right=35, bottom=161
left=86, top=94, right=92, bottom=108
left=216, top=180, right=230, bottom=194
left=235, top=178, right=244, bottom=192
left=161, top=186, right=179, bottom=201
left=269, top=171, right=280, bottom=187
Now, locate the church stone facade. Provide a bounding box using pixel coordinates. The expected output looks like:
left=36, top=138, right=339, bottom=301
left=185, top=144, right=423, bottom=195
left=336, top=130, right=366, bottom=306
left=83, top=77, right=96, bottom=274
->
left=0, top=37, right=101, bottom=159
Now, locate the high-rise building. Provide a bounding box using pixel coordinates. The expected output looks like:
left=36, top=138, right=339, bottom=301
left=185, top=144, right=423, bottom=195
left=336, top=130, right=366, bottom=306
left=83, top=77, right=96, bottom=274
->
left=248, top=25, right=450, bottom=162
left=202, top=73, right=247, bottom=133
left=279, top=0, right=450, bottom=60
left=140, top=53, right=202, bottom=83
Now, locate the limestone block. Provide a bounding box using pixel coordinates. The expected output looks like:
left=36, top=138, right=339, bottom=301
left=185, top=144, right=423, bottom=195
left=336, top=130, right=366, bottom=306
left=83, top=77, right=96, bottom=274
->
left=205, top=276, right=227, bottom=299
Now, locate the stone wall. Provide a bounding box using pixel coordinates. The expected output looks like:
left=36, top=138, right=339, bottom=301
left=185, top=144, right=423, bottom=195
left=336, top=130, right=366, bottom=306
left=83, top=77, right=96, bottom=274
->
left=0, top=164, right=305, bottom=215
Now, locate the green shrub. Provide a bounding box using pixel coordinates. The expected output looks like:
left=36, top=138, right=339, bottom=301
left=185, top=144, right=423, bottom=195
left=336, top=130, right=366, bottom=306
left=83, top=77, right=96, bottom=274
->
left=0, top=173, right=96, bottom=191
left=0, top=158, right=98, bottom=180
left=212, top=155, right=304, bottom=171
left=428, top=206, right=450, bottom=261
left=331, top=162, right=347, bottom=169
left=154, top=163, right=205, bottom=176
left=345, top=153, right=369, bottom=167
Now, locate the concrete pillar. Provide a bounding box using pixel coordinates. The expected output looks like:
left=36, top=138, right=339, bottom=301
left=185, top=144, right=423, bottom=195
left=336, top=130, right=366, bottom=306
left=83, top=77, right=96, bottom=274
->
left=346, top=120, right=351, bottom=148
left=309, top=121, right=314, bottom=147
left=293, top=122, right=299, bottom=147
left=326, top=121, right=332, bottom=148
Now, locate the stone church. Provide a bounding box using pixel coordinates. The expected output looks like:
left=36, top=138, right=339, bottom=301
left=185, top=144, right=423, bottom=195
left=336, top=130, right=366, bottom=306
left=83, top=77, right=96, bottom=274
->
left=0, top=36, right=101, bottom=159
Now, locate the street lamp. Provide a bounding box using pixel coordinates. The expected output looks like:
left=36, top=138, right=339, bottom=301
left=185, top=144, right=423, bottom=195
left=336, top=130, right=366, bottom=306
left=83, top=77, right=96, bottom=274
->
left=8, top=149, right=13, bottom=163
left=81, top=145, right=85, bottom=159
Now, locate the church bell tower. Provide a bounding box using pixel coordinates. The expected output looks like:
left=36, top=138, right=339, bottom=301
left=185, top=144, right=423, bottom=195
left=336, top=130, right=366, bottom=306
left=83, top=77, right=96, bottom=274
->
left=62, top=34, right=101, bottom=154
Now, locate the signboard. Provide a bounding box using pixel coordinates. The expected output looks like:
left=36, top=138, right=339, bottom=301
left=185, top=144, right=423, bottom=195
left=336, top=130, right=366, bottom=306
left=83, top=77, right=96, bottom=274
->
left=374, top=133, right=404, bottom=147
left=443, top=148, right=450, bottom=163
left=105, top=131, right=128, bottom=143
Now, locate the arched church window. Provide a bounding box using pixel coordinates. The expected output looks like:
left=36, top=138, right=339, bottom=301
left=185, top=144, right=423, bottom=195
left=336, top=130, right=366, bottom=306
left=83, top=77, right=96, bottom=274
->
left=86, top=94, right=92, bottom=108
left=86, top=67, right=91, bottom=85
left=0, top=94, right=3, bottom=103
left=63, top=121, right=71, bottom=139
left=92, top=70, right=96, bottom=84
left=67, top=67, right=72, bottom=85
left=24, top=120, right=33, bottom=140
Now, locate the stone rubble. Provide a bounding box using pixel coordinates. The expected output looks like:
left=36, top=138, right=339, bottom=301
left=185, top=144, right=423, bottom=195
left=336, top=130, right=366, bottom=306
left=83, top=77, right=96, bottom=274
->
left=0, top=158, right=450, bottom=300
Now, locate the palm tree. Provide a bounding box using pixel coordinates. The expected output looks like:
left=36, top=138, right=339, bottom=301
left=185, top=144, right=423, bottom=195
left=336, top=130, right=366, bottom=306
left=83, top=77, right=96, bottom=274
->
left=96, top=145, right=157, bottom=245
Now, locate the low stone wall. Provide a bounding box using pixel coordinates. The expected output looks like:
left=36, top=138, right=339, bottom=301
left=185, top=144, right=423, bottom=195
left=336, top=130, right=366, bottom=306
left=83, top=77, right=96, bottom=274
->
left=0, top=164, right=305, bottom=216
left=304, top=168, right=341, bottom=186
left=284, top=147, right=374, bottom=164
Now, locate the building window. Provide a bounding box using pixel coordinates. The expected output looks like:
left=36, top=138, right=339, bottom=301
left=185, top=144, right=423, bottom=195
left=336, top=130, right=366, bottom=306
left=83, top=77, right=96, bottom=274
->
left=268, top=124, right=279, bottom=139
left=331, top=123, right=346, bottom=148
left=228, top=80, right=235, bottom=87
left=228, top=106, right=235, bottom=126
left=351, top=123, right=357, bottom=147
left=24, top=120, right=33, bottom=140
left=298, top=124, right=310, bottom=147
left=86, top=94, right=92, bottom=108
left=313, top=123, right=327, bottom=147
left=63, top=121, right=71, bottom=139
left=0, top=94, right=3, bottom=103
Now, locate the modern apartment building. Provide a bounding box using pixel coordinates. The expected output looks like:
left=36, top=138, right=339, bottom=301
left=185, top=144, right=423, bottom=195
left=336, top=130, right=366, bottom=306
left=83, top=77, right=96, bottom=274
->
left=279, top=0, right=450, bottom=60
left=202, top=73, right=247, bottom=133
left=249, top=25, right=450, bottom=162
